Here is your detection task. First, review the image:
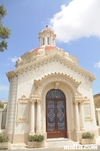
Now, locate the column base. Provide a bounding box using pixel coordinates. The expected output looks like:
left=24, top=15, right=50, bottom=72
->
left=72, top=130, right=82, bottom=142
left=36, top=131, right=41, bottom=135
left=80, top=128, right=85, bottom=131
left=29, top=132, right=35, bottom=136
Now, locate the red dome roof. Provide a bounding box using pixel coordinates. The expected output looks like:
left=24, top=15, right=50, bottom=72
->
left=31, top=45, right=59, bottom=52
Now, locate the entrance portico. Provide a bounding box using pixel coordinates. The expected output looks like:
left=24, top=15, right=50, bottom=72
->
left=30, top=72, right=87, bottom=141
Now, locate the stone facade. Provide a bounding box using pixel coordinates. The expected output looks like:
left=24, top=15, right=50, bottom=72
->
left=94, top=93, right=100, bottom=135
left=2, top=26, right=98, bottom=144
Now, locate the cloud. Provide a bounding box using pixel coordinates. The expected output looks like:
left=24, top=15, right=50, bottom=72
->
left=0, top=86, right=9, bottom=91
left=94, top=62, right=100, bottom=68
left=8, top=56, right=18, bottom=63
left=49, top=0, right=100, bottom=42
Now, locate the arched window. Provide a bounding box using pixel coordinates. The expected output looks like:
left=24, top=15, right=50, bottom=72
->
left=43, top=38, right=45, bottom=45
left=47, top=37, right=50, bottom=45
left=46, top=89, right=65, bottom=99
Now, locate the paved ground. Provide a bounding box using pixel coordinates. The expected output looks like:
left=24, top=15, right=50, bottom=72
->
left=2, top=137, right=100, bottom=151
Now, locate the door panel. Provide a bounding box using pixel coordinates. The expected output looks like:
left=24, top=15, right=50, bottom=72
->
left=47, top=101, right=55, bottom=131
left=46, top=89, right=67, bottom=138
left=57, top=101, right=65, bottom=130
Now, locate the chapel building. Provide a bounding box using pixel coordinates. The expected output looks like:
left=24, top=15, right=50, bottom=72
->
left=5, top=26, right=98, bottom=143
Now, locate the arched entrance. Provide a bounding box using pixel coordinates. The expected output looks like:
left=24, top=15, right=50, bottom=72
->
left=46, top=89, right=67, bottom=138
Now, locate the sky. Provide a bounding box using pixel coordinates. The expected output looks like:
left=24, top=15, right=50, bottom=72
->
left=0, top=0, right=100, bottom=100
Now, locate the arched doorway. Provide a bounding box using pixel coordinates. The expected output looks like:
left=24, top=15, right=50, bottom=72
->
left=46, top=89, right=67, bottom=138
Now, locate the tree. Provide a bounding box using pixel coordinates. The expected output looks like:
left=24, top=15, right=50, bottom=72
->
left=0, top=5, right=10, bottom=52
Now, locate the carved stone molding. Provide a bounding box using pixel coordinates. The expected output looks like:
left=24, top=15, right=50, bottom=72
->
left=6, top=53, right=95, bottom=82
left=16, top=95, right=29, bottom=124
left=33, top=73, right=81, bottom=98
left=34, top=73, right=81, bottom=88
left=83, top=97, right=90, bottom=104
left=18, top=95, right=29, bottom=103
left=30, top=94, right=41, bottom=100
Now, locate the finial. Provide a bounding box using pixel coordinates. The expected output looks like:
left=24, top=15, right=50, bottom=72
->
left=46, top=25, right=48, bottom=28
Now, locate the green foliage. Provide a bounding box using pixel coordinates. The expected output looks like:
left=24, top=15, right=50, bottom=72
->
left=28, top=134, right=44, bottom=142
left=82, top=132, right=94, bottom=139
left=0, top=134, right=9, bottom=142
left=0, top=5, right=6, bottom=19
left=0, top=102, right=4, bottom=108
left=0, top=5, right=10, bottom=52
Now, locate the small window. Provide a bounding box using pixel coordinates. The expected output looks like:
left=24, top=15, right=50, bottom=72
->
left=43, top=38, right=45, bottom=45
left=47, top=37, right=50, bottom=45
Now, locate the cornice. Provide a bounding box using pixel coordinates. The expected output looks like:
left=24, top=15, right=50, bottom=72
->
left=6, top=53, right=95, bottom=82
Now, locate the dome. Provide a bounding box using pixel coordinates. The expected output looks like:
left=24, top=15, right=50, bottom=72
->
left=15, top=26, right=78, bottom=68
left=31, top=45, right=59, bottom=52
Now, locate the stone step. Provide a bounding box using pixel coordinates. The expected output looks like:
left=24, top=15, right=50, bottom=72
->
left=11, top=143, right=27, bottom=150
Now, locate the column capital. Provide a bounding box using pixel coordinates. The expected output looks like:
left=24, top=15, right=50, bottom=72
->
left=30, top=99, right=36, bottom=103
left=73, top=99, right=84, bottom=104
left=37, top=99, right=41, bottom=103
left=96, top=108, right=100, bottom=112
left=73, top=100, right=78, bottom=104
left=29, top=132, right=35, bottom=135
left=80, top=100, right=84, bottom=104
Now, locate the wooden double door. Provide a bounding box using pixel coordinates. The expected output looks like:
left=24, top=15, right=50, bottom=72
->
left=46, top=89, right=67, bottom=138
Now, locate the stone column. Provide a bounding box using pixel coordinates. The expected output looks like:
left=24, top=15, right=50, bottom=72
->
left=30, top=99, right=36, bottom=135
left=74, top=102, right=80, bottom=131
left=79, top=102, right=85, bottom=130
left=0, top=109, right=4, bottom=131
left=36, top=99, right=41, bottom=134
left=96, top=108, right=100, bottom=126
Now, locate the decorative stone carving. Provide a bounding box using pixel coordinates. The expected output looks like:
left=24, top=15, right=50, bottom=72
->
left=16, top=95, right=29, bottom=123
left=55, top=82, right=59, bottom=89
left=83, top=103, right=92, bottom=121
left=84, top=116, right=92, bottom=121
